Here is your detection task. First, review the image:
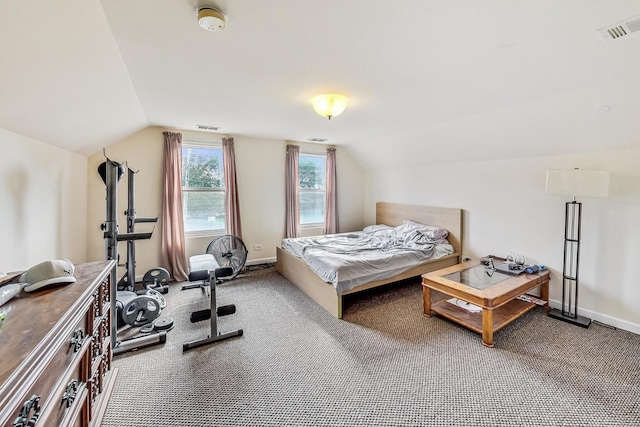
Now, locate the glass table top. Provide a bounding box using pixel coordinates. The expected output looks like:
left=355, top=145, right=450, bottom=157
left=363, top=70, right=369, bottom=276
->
left=443, top=264, right=513, bottom=290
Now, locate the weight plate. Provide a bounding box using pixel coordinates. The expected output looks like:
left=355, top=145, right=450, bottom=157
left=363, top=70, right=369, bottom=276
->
left=153, top=316, right=174, bottom=331
left=146, top=289, right=167, bottom=309
left=139, top=323, right=155, bottom=334
left=142, top=268, right=171, bottom=287
left=121, top=295, right=161, bottom=327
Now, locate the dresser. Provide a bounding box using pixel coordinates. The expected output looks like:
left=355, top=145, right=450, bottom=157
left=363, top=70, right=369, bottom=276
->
left=0, top=261, right=118, bottom=427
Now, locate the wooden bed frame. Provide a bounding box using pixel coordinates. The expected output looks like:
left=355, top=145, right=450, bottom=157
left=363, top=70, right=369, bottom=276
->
left=275, top=202, right=463, bottom=318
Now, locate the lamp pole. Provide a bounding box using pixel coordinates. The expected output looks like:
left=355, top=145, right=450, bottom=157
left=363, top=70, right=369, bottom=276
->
left=548, top=199, right=590, bottom=327
left=545, top=168, right=609, bottom=328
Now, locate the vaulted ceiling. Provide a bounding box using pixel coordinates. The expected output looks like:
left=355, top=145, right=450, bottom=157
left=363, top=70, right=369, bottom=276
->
left=2, top=1, right=640, bottom=169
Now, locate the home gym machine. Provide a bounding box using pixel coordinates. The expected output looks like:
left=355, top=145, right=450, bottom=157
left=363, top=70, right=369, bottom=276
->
left=99, top=153, right=172, bottom=356
left=182, top=267, right=243, bottom=352
left=116, top=166, right=170, bottom=293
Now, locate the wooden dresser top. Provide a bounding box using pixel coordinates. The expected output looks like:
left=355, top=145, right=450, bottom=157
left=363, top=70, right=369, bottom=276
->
left=0, top=260, right=114, bottom=385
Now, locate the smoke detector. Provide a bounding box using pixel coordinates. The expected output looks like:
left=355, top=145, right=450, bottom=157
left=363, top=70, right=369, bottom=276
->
left=197, top=6, right=227, bottom=32
left=597, top=13, right=640, bottom=41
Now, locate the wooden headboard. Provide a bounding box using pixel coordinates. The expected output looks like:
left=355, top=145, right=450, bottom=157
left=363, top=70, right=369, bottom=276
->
left=375, top=202, right=463, bottom=255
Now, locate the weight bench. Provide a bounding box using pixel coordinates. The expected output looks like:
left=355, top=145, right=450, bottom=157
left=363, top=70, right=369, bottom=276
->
left=182, top=264, right=243, bottom=352
left=182, top=254, right=220, bottom=294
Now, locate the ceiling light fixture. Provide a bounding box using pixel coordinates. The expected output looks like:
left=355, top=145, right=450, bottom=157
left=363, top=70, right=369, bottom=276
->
left=197, top=6, right=227, bottom=32
left=311, top=94, right=348, bottom=119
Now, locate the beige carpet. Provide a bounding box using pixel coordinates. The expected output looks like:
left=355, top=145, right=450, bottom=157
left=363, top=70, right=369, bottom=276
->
left=102, top=266, right=640, bottom=426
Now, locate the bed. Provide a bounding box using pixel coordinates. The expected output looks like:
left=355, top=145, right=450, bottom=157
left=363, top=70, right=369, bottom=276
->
left=276, top=202, right=463, bottom=318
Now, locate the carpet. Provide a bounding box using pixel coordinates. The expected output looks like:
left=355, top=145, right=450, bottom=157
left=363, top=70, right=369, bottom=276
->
left=101, top=266, right=640, bottom=426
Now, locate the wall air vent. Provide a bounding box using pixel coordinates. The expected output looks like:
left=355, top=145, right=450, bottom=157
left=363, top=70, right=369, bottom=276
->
left=197, top=125, right=220, bottom=131
left=597, top=13, right=640, bottom=41
left=307, top=138, right=328, bottom=142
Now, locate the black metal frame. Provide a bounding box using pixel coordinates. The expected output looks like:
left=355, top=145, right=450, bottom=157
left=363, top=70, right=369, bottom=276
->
left=117, top=167, right=158, bottom=291
left=183, top=267, right=243, bottom=352
left=548, top=200, right=591, bottom=328
left=100, top=156, right=168, bottom=355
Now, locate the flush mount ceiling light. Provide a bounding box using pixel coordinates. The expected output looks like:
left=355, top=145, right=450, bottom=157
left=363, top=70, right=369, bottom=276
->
left=311, top=94, right=348, bottom=119
left=197, top=6, right=227, bottom=32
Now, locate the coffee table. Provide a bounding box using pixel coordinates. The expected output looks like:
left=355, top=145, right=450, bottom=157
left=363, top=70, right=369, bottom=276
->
left=422, top=259, right=550, bottom=347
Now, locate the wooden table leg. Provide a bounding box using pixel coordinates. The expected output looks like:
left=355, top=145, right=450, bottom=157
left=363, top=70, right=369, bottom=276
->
left=540, top=278, right=549, bottom=308
left=423, top=286, right=432, bottom=317
left=481, top=308, right=494, bottom=347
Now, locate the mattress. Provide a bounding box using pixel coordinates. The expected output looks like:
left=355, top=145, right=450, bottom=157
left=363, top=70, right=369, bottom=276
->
left=281, top=220, right=454, bottom=294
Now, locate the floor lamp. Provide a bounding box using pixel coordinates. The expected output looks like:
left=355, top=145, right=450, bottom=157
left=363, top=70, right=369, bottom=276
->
left=545, top=169, right=609, bottom=328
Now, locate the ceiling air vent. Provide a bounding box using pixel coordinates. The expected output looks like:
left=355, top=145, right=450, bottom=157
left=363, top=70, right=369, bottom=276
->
left=197, top=125, right=220, bottom=131
left=597, top=13, right=640, bottom=41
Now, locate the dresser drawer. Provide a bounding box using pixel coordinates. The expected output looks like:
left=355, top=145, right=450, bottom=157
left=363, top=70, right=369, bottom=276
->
left=66, top=310, right=92, bottom=371
left=38, top=368, right=89, bottom=427
left=9, top=338, right=90, bottom=427
left=0, top=261, right=116, bottom=427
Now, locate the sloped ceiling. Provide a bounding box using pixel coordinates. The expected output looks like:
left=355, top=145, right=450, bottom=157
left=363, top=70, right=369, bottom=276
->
left=1, top=0, right=640, bottom=168
left=0, top=1, right=147, bottom=154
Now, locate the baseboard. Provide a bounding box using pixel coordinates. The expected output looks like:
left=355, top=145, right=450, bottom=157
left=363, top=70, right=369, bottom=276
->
left=129, top=258, right=275, bottom=283
left=548, top=298, right=640, bottom=335
left=245, top=257, right=276, bottom=266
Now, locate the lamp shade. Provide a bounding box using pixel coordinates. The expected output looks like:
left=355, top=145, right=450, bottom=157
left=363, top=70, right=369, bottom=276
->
left=545, top=169, right=609, bottom=198
left=311, top=94, right=348, bottom=119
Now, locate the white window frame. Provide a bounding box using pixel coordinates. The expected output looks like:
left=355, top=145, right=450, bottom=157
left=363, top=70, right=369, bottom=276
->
left=182, top=139, right=226, bottom=238
left=298, top=152, right=326, bottom=228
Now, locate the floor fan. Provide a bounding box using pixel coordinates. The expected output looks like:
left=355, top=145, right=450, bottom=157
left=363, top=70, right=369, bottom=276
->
left=205, top=235, right=248, bottom=279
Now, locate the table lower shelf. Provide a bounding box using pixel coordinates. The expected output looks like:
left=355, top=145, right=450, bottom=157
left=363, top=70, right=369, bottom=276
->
left=430, top=297, right=539, bottom=334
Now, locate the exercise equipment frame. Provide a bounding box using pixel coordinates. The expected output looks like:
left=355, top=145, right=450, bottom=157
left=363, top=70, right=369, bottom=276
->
left=183, top=267, right=243, bottom=352
left=100, top=154, right=167, bottom=356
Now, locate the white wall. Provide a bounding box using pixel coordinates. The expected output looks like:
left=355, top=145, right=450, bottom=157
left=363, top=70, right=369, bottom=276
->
left=86, top=126, right=164, bottom=280
left=86, top=127, right=365, bottom=279
left=365, top=147, right=640, bottom=333
left=4, top=119, right=638, bottom=334
left=0, top=127, right=87, bottom=272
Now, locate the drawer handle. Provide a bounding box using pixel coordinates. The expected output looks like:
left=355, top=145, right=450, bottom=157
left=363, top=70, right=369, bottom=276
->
left=13, top=394, right=41, bottom=427
left=62, top=380, right=79, bottom=408
left=70, top=328, right=85, bottom=352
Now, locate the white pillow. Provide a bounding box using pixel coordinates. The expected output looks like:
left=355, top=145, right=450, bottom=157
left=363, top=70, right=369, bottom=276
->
left=394, top=220, right=449, bottom=241
left=363, top=224, right=393, bottom=233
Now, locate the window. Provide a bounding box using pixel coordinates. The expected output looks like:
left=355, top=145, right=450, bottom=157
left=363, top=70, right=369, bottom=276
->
left=299, top=154, right=326, bottom=226
left=182, top=142, right=225, bottom=234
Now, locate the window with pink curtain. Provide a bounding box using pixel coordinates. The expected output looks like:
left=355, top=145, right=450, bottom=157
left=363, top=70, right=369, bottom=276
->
left=285, top=144, right=300, bottom=238
left=161, top=132, right=189, bottom=281
left=324, top=147, right=338, bottom=234
left=223, top=137, right=242, bottom=238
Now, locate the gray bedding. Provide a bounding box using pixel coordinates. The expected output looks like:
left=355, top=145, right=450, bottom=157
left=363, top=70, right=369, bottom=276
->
left=281, top=220, right=454, bottom=294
